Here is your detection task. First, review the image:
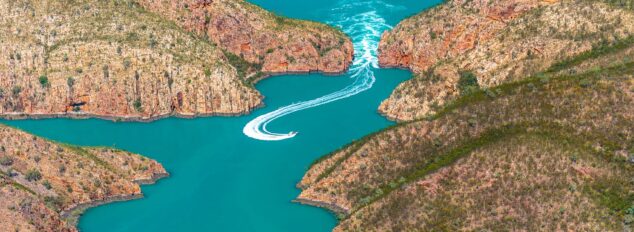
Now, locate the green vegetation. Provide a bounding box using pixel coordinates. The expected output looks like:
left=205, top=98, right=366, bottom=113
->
left=0, top=156, right=13, bottom=166
left=11, top=86, right=21, bottom=96
left=457, top=71, right=480, bottom=95
left=67, top=77, right=75, bottom=88
left=42, top=180, right=52, bottom=190
left=547, top=36, right=634, bottom=73
left=11, top=182, right=35, bottom=195
left=304, top=34, right=634, bottom=230
left=39, top=75, right=49, bottom=88
left=222, top=50, right=262, bottom=84
left=133, top=98, right=142, bottom=112
left=25, top=169, right=42, bottom=182
left=62, top=145, right=115, bottom=173
left=44, top=196, right=65, bottom=211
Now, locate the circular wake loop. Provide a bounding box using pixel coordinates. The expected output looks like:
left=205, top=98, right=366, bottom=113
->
left=243, top=2, right=392, bottom=141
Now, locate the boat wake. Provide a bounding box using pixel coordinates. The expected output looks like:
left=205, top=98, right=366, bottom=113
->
left=243, top=2, right=392, bottom=141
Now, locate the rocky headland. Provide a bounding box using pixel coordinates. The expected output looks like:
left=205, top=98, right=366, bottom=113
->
left=0, top=124, right=168, bottom=231
left=0, top=0, right=353, bottom=121
left=377, top=0, right=634, bottom=121
left=299, top=0, right=634, bottom=231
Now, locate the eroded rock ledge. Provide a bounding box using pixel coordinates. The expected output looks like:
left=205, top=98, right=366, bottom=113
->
left=0, top=124, right=168, bottom=231
left=377, top=0, right=634, bottom=121
left=0, top=0, right=353, bottom=121
left=139, top=0, right=354, bottom=75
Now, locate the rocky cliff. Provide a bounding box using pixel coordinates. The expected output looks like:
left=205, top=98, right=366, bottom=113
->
left=299, top=1, right=634, bottom=230
left=0, top=0, right=352, bottom=121
left=378, top=0, right=634, bottom=121
left=300, top=50, right=634, bottom=231
left=0, top=124, right=168, bottom=231
left=138, top=0, right=354, bottom=76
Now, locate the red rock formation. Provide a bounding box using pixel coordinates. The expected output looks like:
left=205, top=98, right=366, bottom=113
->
left=138, top=0, right=354, bottom=75
left=0, top=124, right=168, bottom=231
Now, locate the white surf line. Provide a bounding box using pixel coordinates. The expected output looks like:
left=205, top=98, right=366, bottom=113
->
left=243, top=9, right=391, bottom=141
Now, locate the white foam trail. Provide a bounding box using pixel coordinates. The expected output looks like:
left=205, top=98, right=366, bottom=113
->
left=243, top=5, right=391, bottom=141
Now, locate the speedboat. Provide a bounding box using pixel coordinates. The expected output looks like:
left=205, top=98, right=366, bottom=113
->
left=289, top=131, right=298, bottom=136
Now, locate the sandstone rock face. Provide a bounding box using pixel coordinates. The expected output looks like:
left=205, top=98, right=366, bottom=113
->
left=378, top=0, right=634, bottom=121
left=137, top=0, right=354, bottom=76
left=0, top=124, right=168, bottom=231
left=299, top=68, right=634, bottom=231
left=0, top=0, right=352, bottom=121
left=0, top=0, right=261, bottom=121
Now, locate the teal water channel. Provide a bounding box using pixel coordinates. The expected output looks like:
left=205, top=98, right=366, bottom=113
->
left=2, top=0, right=441, bottom=231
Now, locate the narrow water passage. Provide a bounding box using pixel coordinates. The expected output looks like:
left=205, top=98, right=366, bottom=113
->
left=1, top=0, right=442, bottom=231
left=244, top=0, right=392, bottom=141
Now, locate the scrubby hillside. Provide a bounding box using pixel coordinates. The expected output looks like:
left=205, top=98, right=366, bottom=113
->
left=0, top=0, right=352, bottom=121
left=378, top=0, right=634, bottom=121
left=139, top=0, right=354, bottom=76
left=298, top=1, right=634, bottom=230
left=0, top=124, right=168, bottom=231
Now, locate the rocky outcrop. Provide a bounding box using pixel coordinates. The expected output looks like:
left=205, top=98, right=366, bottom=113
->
left=138, top=0, right=353, bottom=76
left=299, top=1, right=634, bottom=230
left=378, top=0, right=634, bottom=121
left=299, top=61, right=634, bottom=231
left=0, top=124, right=168, bottom=231
left=0, top=0, right=353, bottom=121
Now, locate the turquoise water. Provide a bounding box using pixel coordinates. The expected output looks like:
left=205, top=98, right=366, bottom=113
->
left=2, top=0, right=441, bottom=231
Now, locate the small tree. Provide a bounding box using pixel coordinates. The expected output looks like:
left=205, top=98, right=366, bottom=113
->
left=25, top=169, right=42, bottom=182
left=0, top=156, right=13, bottom=166
left=458, top=71, right=480, bottom=95
left=67, top=77, right=75, bottom=88
left=39, top=75, right=49, bottom=87
left=42, top=180, right=52, bottom=190
left=12, top=86, right=22, bottom=96
left=133, top=99, right=142, bottom=112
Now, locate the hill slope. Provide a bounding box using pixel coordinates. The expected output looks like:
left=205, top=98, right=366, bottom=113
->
left=378, top=0, right=634, bottom=121
left=299, top=0, right=634, bottom=231
left=0, top=0, right=352, bottom=121
left=0, top=124, right=168, bottom=231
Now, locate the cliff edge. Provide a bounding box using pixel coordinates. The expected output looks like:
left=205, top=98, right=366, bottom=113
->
left=0, top=124, right=168, bottom=231
left=0, top=0, right=353, bottom=121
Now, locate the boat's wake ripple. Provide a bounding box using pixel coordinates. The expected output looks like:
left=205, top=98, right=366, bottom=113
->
left=243, top=5, right=391, bottom=141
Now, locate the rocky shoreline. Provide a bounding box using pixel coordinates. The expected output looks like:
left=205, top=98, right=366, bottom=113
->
left=0, top=124, right=170, bottom=231
left=61, top=172, right=170, bottom=226
left=0, top=63, right=358, bottom=123
left=292, top=198, right=350, bottom=217
left=0, top=0, right=353, bottom=123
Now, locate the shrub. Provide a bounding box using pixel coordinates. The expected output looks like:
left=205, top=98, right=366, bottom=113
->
left=458, top=71, right=480, bottom=95
left=39, top=75, right=49, bottom=87
left=12, top=86, right=22, bottom=96
left=579, top=78, right=592, bottom=88
left=44, top=196, right=64, bottom=211
left=134, top=99, right=142, bottom=112
left=0, top=156, right=13, bottom=166
left=42, top=180, right=52, bottom=190
left=123, top=59, right=132, bottom=69
left=67, top=77, right=75, bottom=88
left=25, top=169, right=42, bottom=182
left=102, top=65, right=110, bottom=78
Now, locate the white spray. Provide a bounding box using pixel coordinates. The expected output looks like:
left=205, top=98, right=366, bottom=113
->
left=243, top=5, right=392, bottom=141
